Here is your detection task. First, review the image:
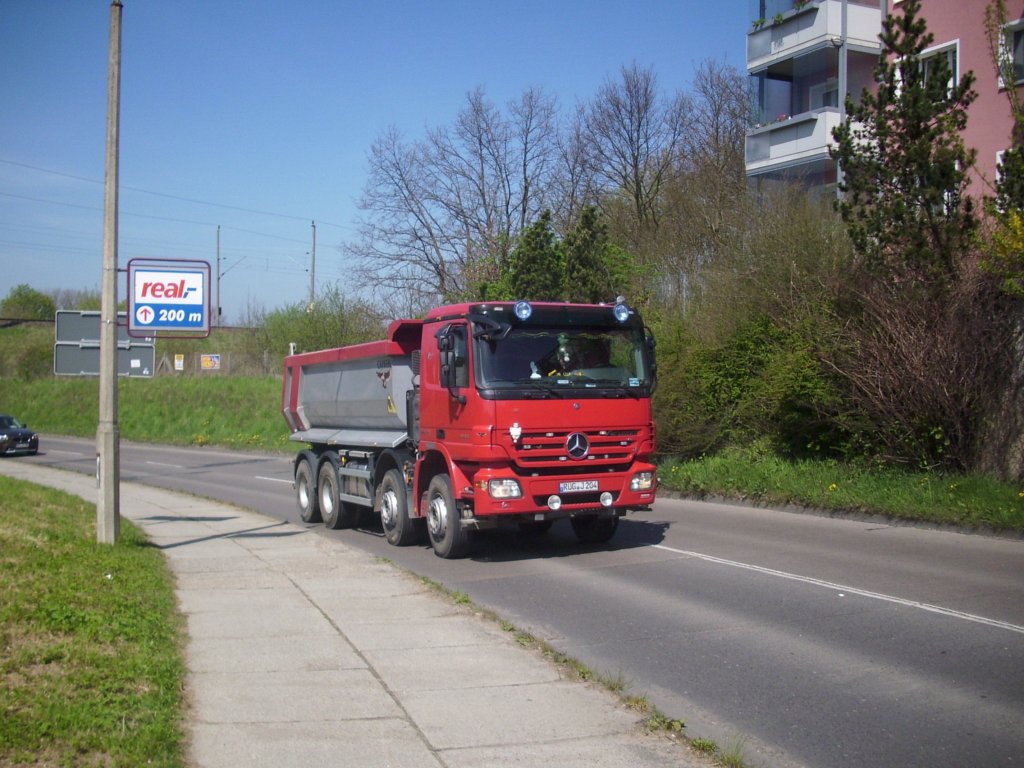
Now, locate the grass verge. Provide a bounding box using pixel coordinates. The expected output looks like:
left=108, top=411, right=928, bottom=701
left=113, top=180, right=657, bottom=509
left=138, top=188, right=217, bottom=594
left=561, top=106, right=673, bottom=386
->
left=0, top=476, right=187, bottom=767
left=659, top=446, right=1024, bottom=533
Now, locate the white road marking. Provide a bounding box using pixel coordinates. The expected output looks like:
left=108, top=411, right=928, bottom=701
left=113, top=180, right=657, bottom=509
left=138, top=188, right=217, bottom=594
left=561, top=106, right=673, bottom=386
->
left=256, top=475, right=292, bottom=484
left=652, top=543, right=1024, bottom=635
left=146, top=461, right=185, bottom=470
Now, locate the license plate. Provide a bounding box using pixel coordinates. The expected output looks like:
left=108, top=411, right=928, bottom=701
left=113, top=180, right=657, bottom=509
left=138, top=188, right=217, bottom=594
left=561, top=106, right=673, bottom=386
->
left=559, top=480, right=598, bottom=493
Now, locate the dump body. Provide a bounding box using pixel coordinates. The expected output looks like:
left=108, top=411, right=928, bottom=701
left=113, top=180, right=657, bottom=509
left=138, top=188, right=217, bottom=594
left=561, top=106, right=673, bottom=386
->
left=282, top=319, right=421, bottom=448
left=282, top=301, right=658, bottom=558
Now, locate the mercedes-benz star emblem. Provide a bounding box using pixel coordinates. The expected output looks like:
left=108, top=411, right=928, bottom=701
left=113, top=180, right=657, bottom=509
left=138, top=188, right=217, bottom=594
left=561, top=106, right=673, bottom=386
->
left=566, top=432, right=589, bottom=460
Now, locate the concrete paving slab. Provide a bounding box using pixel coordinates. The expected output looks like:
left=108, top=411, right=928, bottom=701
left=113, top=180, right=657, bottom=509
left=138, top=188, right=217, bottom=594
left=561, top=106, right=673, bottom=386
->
left=190, top=668, right=402, bottom=723
left=340, top=614, right=514, bottom=652
left=183, top=599, right=336, bottom=639
left=186, top=634, right=366, bottom=673
left=319, top=592, right=462, bottom=623
left=366, top=641, right=562, bottom=692
left=442, top=733, right=695, bottom=768
left=189, top=720, right=443, bottom=768
left=401, top=680, right=641, bottom=750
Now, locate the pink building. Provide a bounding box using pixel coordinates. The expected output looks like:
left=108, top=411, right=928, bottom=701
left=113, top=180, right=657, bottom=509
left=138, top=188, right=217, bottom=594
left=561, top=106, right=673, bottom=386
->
left=892, top=0, right=1024, bottom=197
left=746, top=0, right=1024, bottom=198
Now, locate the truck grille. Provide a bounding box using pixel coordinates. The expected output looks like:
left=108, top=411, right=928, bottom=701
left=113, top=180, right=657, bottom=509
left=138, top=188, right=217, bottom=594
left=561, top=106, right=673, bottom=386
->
left=513, top=429, right=638, bottom=470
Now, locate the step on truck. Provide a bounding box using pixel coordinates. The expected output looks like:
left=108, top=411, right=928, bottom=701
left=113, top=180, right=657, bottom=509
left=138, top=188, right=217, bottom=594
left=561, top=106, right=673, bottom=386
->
left=281, top=299, right=658, bottom=558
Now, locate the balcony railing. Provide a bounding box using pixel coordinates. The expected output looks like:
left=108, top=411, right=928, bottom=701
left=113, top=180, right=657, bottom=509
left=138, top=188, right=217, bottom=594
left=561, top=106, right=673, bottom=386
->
left=748, top=0, right=882, bottom=68
left=745, top=108, right=844, bottom=174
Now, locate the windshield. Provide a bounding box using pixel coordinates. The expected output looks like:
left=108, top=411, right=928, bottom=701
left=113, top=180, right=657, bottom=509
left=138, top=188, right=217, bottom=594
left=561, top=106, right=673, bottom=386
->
left=474, top=323, right=652, bottom=391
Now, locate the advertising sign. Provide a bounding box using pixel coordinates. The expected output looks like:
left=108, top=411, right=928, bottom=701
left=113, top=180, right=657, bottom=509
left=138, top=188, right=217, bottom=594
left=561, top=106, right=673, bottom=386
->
left=128, top=258, right=211, bottom=337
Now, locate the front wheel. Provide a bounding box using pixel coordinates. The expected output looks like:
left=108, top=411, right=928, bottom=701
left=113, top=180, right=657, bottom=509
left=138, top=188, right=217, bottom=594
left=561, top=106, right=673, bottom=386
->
left=425, top=473, right=470, bottom=559
left=379, top=468, right=421, bottom=546
left=571, top=515, right=619, bottom=544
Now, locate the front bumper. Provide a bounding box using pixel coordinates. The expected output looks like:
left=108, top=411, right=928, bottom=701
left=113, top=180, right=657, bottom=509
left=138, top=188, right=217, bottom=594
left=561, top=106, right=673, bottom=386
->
left=0, top=435, right=39, bottom=455
left=467, top=464, right=657, bottom=518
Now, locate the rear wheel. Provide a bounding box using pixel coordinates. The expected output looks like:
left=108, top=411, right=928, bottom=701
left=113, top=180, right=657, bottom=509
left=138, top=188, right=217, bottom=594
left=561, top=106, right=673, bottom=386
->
left=380, top=468, right=420, bottom=546
left=318, top=455, right=359, bottom=530
left=425, top=473, right=470, bottom=559
left=571, top=514, right=618, bottom=544
left=295, top=457, right=321, bottom=523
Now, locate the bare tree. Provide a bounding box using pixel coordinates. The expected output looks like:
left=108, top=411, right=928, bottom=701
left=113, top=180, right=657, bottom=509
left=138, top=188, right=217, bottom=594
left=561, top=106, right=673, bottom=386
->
left=583, top=64, right=691, bottom=232
left=349, top=87, right=560, bottom=307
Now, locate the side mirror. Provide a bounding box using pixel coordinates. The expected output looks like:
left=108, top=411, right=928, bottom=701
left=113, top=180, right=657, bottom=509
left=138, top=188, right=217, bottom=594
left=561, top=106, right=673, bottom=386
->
left=435, top=325, right=467, bottom=403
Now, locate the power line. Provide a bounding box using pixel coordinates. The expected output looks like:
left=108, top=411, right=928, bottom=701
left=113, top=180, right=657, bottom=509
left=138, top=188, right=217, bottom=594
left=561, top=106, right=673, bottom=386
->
left=0, top=157, right=352, bottom=230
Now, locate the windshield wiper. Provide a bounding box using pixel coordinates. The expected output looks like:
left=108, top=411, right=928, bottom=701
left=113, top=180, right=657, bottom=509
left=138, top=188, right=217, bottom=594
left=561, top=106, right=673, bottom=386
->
left=523, top=381, right=562, bottom=398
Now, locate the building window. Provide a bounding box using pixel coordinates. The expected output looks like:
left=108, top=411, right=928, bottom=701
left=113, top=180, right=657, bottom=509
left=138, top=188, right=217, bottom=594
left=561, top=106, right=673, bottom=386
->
left=809, top=79, right=839, bottom=110
left=920, top=41, right=958, bottom=96
left=1002, top=19, right=1024, bottom=87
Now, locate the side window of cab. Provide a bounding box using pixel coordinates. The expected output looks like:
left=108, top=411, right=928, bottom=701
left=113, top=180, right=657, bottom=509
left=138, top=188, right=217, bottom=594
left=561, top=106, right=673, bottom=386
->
left=451, top=325, right=469, bottom=387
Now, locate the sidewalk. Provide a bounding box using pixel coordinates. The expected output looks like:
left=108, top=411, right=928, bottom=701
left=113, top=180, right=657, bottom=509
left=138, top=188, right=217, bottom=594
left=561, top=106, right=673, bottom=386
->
left=0, top=462, right=706, bottom=768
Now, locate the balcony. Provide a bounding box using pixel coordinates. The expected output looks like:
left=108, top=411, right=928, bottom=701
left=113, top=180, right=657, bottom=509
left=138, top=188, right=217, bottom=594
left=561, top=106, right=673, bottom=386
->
left=747, top=0, right=882, bottom=71
left=745, top=108, right=842, bottom=176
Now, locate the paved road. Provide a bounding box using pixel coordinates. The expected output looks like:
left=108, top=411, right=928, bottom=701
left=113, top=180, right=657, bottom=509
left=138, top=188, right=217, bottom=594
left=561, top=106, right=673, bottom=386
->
left=20, top=436, right=1024, bottom=768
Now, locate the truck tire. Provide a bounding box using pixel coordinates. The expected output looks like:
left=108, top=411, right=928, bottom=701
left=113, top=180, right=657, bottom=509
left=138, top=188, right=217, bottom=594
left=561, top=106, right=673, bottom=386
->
left=425, top=473, right=470, bottom=559
left=318, top=455, right=359, bottom=530
left=380, top=468, right=420, bottom=546
left=295, top=456, right=321, bottom=523
left=571, top=514, right=618, bottom=544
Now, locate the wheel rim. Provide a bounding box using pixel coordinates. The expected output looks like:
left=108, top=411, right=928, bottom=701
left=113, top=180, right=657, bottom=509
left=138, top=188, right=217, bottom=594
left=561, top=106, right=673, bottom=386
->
left=427, top=494, right=448, bottom=538
left=297, top=475, right=311, bottom=510
left=381, top=489, right=398, bottom=529
left=320, top=479, right=335, bottom=517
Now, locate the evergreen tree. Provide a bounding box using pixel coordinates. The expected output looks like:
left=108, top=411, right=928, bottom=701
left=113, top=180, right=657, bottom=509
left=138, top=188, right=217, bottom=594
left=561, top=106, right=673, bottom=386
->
left=502, top=210, right=564, bottom=300
left=563, top=207, right=614, bottom=303
left=830, top=0, right=978, bottom=289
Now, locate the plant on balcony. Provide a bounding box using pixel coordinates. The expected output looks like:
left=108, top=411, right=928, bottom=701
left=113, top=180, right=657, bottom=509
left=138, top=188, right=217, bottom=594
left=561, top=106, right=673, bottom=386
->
left=794, top=0, right=811, bottom=10
left=752, top=17, right=766, bottom=30
left=772, top=12, right=785, bottom=25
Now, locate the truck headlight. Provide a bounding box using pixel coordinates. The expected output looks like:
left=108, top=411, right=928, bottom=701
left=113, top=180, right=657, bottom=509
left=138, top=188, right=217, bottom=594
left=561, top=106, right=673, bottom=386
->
left=488, top=479, right=523, bottom=499
left=630, top=472, right=655, bottom=491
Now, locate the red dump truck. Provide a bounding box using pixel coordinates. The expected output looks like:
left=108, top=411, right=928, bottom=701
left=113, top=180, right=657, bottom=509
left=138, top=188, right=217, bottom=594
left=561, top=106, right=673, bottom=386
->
left=281, top=299, right=657, bottom=558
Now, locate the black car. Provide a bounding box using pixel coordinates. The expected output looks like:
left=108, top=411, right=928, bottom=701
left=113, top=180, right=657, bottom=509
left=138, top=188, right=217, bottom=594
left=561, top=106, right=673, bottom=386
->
left=0, top=414, right=39, bottom=456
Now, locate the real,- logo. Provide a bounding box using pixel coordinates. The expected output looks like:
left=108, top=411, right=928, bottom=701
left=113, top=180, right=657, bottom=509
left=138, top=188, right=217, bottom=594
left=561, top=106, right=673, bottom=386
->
left=133, top=271, right=204, bottom=304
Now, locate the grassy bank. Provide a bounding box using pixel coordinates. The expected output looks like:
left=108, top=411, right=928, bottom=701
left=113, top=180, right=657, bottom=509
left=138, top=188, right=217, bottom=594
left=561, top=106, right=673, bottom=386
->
left=0, top=375, right=288, bottom=452
left=661, top=448, right=1024, bottom=532
left=0, top=477, right=186, bottom=766
left=2, top=376, right=1022, bottom=533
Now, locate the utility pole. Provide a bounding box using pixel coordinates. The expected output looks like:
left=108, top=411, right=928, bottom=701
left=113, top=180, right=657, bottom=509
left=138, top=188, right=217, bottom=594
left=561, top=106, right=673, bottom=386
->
left=97, top=0, right=122, bottom=544
left=309, top=220, right=317, bottom=306
left=216, top=225, right=221, bottom=326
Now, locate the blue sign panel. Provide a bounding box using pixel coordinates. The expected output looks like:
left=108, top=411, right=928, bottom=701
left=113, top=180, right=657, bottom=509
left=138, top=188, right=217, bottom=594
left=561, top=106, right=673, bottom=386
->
left=128, top=260, right=211, bottom=337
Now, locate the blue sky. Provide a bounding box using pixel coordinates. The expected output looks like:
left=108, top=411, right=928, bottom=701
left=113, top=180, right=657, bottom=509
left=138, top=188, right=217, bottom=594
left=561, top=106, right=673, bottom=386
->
left=1, top=1, right=748, bottom=324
